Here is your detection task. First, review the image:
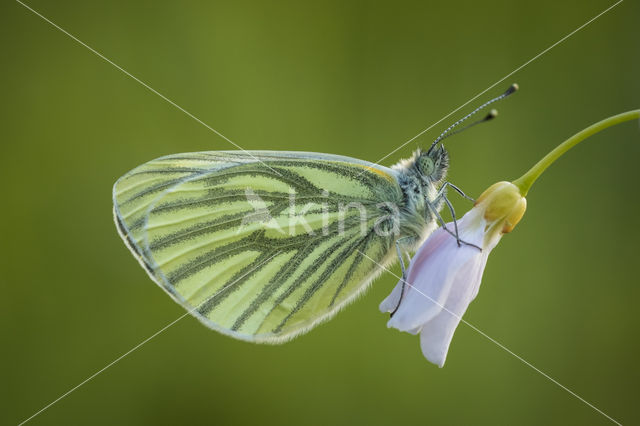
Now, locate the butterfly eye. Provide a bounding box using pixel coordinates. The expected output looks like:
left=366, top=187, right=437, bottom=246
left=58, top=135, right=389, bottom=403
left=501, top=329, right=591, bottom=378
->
left=418, top=156, right=435, bottom=176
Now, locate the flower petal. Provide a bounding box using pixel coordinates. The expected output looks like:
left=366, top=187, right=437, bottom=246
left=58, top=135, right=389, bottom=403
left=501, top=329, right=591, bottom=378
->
left=379, top=280, right=404, bottom=313
left=379, top=224, right=451, bottom=315
left=387, top=210, right=485, bottom=333
left=385, top=229, right=457, bottom=331
left=419, top=253, right=486, bottom=367
left=470, top=232, right=501, bottom=301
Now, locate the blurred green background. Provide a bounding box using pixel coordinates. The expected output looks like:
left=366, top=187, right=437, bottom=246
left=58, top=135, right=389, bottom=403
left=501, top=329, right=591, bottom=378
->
left=2, top=0, right=638, bottom=424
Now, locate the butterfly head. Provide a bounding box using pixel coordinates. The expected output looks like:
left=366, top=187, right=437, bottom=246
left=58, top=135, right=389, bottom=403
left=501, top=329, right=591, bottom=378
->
left=416, top=146, right=448, bottom=184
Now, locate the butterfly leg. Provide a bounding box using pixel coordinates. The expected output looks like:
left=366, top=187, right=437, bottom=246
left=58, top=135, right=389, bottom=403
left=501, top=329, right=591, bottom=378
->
left=443, top=197, right=483, bottom=250
left=426, top=198, right=481, bottom=251
left=435, top=181, right=480, bottom=248
left=390, top=236, right=412, bottom=317
left=439, top=181, right=475, bottom=203
left=425, top=199, right=460, bottom=243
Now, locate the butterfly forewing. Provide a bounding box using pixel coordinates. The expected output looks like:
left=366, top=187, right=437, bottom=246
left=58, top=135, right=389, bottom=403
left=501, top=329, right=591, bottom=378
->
left=113, top=151, right=401, bottom=342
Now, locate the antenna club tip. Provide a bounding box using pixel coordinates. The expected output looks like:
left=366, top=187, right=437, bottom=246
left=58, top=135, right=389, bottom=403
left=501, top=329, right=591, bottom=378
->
left=483, top=109, right=498, bottom=121
left=505, top=83, right=519, bottom=96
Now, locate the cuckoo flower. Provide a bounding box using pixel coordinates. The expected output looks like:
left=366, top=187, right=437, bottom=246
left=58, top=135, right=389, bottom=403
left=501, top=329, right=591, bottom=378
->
left=380, top=109, right=639, bottom=367
left=380, top=182, right=526, bottom=367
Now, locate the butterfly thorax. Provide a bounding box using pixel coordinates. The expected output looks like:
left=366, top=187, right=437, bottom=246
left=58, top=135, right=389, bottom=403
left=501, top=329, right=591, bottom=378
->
left=392, top=147, right=449, bottom=250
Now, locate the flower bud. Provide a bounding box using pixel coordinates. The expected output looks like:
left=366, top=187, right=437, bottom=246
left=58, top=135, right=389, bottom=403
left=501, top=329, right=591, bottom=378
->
left=475, top=181, right=527, bottom=234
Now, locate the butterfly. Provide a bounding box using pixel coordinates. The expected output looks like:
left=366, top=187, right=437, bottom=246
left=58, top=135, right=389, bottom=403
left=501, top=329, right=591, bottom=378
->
left=113, top=86, right=516, bottom=344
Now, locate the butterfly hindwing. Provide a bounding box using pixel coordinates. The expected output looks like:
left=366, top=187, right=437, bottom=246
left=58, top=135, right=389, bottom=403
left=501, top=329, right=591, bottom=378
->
left=113, top=151, right=402, bottom=342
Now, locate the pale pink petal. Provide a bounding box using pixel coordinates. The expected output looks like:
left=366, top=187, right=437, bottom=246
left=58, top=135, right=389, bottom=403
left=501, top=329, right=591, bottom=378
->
left=387, top=240, right=476, bottom=332
left=469, top=249, right=490, bottom=301
left=387, top=211, right=485, bottom=333
left=469, top=232, right=501, bottom=300
left=419, top=253, right=486, bottom=367
left=379, top=280, right=404, bottom=313
left=379, top=226, right=450, bottom=314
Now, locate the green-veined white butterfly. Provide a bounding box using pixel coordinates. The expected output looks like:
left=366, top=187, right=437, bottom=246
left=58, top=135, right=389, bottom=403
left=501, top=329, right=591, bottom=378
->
left=113, top=86, right=516, bottom=344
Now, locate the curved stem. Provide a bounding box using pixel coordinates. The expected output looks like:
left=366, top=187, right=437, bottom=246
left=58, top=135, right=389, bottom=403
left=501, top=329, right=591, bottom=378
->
left=512, top=110, right=640, bottom=196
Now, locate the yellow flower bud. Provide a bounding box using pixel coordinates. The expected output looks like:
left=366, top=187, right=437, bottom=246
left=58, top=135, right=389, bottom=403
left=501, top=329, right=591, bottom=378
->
left=475, top=181, right=527, bottom=234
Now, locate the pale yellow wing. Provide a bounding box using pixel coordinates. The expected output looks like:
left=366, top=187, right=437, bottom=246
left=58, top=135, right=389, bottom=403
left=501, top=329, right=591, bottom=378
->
left=113, top=151, right=402, bottom=342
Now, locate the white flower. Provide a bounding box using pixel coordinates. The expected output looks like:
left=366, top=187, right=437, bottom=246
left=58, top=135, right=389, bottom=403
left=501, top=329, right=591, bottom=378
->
left=380, top=182, right=527, bottom=367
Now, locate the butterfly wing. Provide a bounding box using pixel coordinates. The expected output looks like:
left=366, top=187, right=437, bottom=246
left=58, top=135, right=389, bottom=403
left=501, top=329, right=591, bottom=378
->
left=113, top=151, right=402, bottom=343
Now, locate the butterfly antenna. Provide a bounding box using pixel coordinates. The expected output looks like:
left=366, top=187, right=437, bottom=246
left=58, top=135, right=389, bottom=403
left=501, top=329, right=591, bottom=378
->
left=437, top=108, right=498, bottom=142
left=426, top=83, right=518, bottom=155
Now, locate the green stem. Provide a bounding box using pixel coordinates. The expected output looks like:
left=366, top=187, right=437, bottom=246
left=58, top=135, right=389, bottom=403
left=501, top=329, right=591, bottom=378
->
left=512, top=110, right=640, bottom=196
